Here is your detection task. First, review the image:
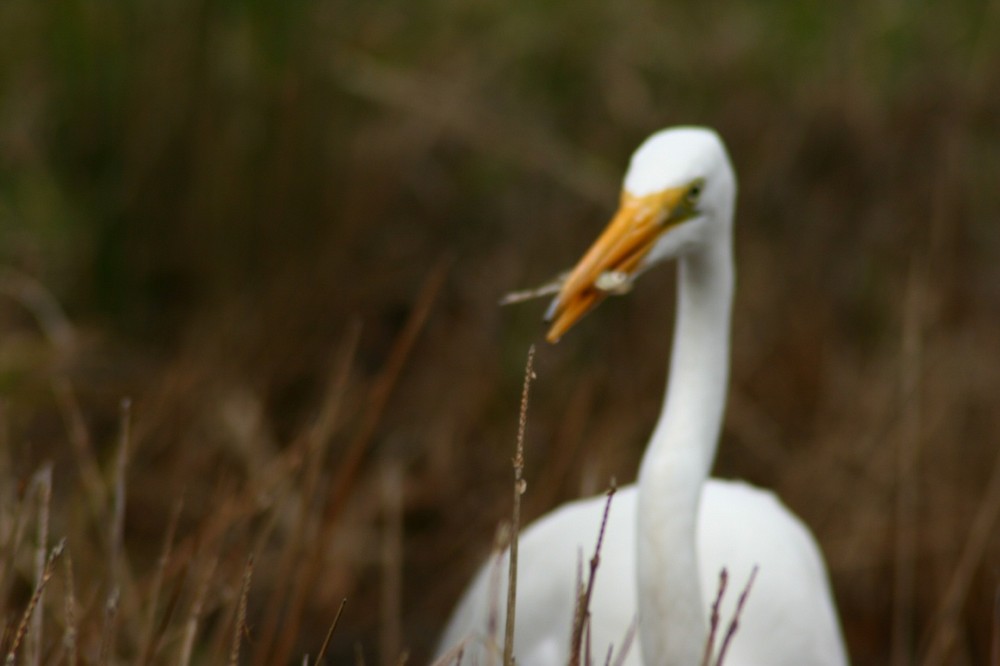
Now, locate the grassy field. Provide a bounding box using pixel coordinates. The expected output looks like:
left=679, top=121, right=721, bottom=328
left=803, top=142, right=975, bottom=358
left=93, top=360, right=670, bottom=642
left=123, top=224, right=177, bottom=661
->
left=1, top=0, right=999, bottom=663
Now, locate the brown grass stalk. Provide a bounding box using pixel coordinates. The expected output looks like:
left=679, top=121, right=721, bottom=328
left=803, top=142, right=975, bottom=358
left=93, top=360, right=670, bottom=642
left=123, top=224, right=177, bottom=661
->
left=569, top=482, right=617, bottom=666
left=29, top=464, right=52, bottom=666
left=4, top=539, right=64, bottom=666
left=150, top=559, right=191, bottom=664
left=701, top=569, right=729, bottom=666
left=315, top=597, right=348, bottom=664
left=177, top=555, right=218, bottom=666
left=503, top=344, right=536, bottom=666
left=485, top=523, right=510, bottom=659
left=110, top=398, right=131, bottom=579
left=229, top=555, right=255, bottom=666
left=99, top=587, right=120, bottom=666
left=139, top=499, right=184, bottom=665
left=715, top=566, right=758, bottom=666
left=109, top=397, right=141, bottom=648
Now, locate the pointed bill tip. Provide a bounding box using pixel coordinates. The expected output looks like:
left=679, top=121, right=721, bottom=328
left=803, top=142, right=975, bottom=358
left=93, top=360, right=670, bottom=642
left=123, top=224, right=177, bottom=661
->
left=545, top=290, right=602, bottom=343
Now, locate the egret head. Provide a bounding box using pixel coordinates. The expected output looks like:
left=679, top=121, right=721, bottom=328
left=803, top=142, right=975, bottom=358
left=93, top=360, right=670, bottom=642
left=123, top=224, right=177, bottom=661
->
left=545, top=127, right=736, bottom=342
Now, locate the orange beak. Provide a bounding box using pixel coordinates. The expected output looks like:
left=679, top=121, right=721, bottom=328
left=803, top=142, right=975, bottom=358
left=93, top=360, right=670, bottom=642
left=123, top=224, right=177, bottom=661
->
left=545, top=187, right=689, bottom=342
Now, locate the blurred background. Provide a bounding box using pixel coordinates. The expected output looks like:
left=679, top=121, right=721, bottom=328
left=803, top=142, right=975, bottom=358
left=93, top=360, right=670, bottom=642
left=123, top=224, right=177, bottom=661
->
left=1, top=0, right=999, bottom=663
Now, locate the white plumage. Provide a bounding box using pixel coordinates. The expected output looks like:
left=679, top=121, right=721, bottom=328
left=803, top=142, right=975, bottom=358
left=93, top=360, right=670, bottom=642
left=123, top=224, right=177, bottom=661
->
left=436, top=127, right=848, bottom=665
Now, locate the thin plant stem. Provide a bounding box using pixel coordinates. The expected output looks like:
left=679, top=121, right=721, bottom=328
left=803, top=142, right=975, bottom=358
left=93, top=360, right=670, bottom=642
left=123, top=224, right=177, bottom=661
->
left=229, top=555, right=255, bottom=665
left=503, top=345, right=536, bottom=666
left=30, top=465, right=52, bottom=666
left=701, top=569, right=729, bottom=666
left=316, top=598, right=348, bottom=664
left=715, top=566, right=758, bottom=666
left=4, top=540, right=64, bottom=666
left=570, top=483, right=617, bottom=666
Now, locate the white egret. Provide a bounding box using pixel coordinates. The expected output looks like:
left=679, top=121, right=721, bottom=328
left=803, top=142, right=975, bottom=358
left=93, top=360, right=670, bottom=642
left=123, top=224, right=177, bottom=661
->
left=436, top=127, right=848, bottom=665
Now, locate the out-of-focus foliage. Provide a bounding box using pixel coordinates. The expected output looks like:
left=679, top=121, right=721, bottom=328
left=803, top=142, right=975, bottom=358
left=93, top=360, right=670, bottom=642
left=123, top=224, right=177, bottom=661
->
left=0, top=0, right=998, bottom=663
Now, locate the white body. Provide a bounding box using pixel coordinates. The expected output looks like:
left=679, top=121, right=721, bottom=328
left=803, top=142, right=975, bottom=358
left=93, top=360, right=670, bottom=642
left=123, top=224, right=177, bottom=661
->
left=436, top=128, right=848, bottom=665
left=436, top=482, right=847, bottom=665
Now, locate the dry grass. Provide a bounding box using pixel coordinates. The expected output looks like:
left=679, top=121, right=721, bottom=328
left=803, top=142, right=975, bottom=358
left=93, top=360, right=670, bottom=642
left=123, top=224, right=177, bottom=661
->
left=503, top=344, right=535, bottom=666
left=568, top=484, right=619, bottom=666
left=1, top=1, right=999, bottom=664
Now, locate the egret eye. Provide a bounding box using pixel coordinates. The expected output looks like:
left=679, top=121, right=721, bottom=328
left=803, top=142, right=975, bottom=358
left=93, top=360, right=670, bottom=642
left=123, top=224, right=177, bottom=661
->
left=685, top=180, right=704, bottom=207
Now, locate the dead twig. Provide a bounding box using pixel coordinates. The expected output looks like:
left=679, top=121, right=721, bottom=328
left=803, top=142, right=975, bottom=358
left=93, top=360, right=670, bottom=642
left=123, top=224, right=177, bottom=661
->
left=569, top=482, right=617, bottom=666
left=715, top=566, right=758, bottom=666
left=701, top=569, right=729, bottom=666
left=499, top=274, right=566, bottom=305
left=4, top=539, right=64, bottom=665
left=229, top=555, right=255, bottom=665
left=503, top=345, right=536, bottom=666
left=29, top=465, right=52, bottom=666
left=316, top=598, right=348, bottom=664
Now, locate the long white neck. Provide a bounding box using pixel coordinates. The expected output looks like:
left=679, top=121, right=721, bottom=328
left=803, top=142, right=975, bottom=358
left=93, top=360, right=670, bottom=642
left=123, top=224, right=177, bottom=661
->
left=636, top=235, right=734, bottom=665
